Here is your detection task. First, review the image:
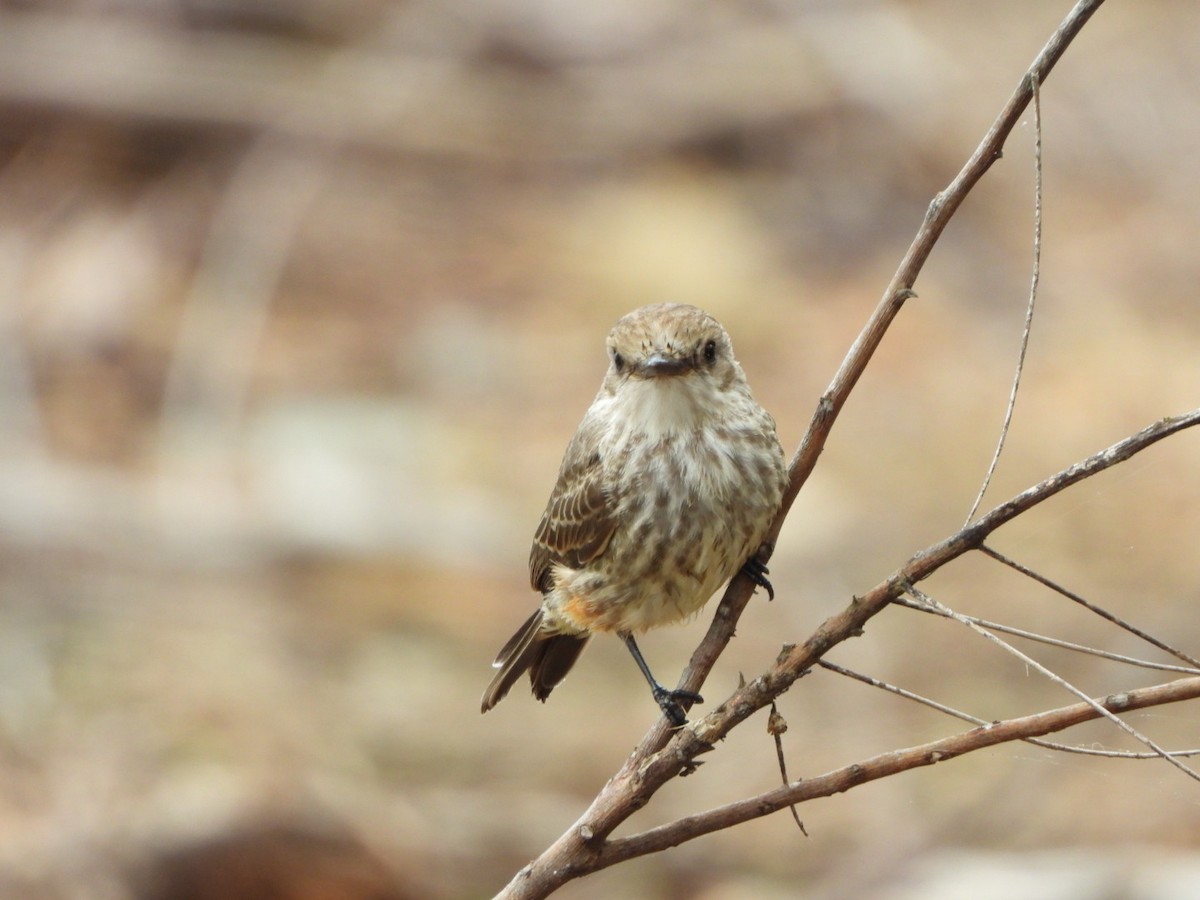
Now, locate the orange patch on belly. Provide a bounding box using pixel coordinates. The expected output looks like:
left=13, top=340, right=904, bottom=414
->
left=559, top=591, right=617, bottom=634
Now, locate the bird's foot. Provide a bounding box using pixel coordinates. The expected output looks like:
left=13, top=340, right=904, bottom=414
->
left=741, top=557, right=775, bottom=601
left=652, top=685, right=704, bottom=726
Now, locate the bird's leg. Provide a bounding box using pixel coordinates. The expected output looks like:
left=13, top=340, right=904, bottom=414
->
left=740, top=553, right=775, bottom=601
left=620, top=632, right=703, bottom=726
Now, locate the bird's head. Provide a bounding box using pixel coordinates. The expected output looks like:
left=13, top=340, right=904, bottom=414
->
left=600, top=303, right=750, bottom=434
left=605, top=303, right=740, bottom=385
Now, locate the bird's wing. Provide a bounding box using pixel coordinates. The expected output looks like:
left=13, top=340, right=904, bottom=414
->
left=529, top=427, right=617, bottom=593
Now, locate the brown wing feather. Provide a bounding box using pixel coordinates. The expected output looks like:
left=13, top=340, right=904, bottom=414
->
left=528, top=429, right=617, bottom=593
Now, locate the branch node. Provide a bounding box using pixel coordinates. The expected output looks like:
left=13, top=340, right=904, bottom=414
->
left=925, top=192, right=946, bottom=222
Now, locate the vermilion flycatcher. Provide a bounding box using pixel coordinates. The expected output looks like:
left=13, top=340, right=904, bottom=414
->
left=481, top=303, right=787, bottom=724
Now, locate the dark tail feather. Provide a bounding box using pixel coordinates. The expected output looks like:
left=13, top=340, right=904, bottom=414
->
left=530, top=630, right=589, bottom=701
left=481, top=609, right=589, bottom=713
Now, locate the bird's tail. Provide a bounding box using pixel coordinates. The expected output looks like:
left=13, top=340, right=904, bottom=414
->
left=480, top=608, right=590, bottom=713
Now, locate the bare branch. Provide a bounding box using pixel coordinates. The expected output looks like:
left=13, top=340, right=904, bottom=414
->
left=905, top=586, right=1200, bottom=783
left=686, top=408, right=1200, bottom=745
left=498, top=406, right=1200, bottom=898
left=817, top=658, right=989, bottom=725
left=892, top=595, right=1200, bottom=675
left=819, top=659, right=1200, bottom=760
left=494, top=4, right=1127, bottom=897
left=598, top=676, right=1200, bottom=862
left=981, top=545, right=1200, bottom=669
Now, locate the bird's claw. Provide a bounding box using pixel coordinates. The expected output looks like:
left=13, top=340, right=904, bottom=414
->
left=653, top=686, right=704, bottom=726
left=741, top=557, right=775, bottom=601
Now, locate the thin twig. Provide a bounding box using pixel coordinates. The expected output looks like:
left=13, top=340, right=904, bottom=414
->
left=966, top=73, right=1044, bottom=524
left=817, top=659, right=1200, bottom=758
left=980, top=545, right=1200, bottom=668
left=817, top=659, right=987, bottom=724
left=905, top=586, right=1200, bottom=783
left=892, top=595, right=1200, bottom=674
left=767, top=701, right=807, bottom=835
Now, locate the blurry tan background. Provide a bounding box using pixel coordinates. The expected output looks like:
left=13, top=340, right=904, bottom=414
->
left=1, top=1, right=1199, bottom=898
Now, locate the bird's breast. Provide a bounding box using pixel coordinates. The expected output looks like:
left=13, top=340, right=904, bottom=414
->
left=546, top=422, right=784, bottom=634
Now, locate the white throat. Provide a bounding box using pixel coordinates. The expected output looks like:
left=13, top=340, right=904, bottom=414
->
left=618, top=375, right=716, bottom=439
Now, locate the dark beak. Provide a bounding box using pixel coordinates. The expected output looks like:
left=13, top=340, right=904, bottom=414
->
left=639, top=352, right=692, bottom=378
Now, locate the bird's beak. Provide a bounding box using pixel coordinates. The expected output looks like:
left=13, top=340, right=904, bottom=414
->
left=638, top=352, right=692, bottom=378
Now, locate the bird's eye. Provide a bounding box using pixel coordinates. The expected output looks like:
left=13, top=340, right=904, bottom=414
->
left=703, top=340, right=718, bottom=364
left=612, top=351, right=625, bottom=372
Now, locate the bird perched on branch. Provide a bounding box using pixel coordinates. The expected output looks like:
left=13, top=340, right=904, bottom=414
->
left=481, top=303, right=787, bottom=725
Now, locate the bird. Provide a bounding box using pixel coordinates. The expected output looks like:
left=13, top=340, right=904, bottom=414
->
left=480, top=303, right=787, bottom=725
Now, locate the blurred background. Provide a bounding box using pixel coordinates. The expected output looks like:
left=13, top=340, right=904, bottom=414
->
left=1, top=1, right=1199, bottom=898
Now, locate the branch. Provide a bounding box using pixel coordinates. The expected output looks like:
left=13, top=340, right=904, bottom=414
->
left=980, top=545, right=1200, bottom=669
left=893, top=596, right=1200, bottom=675
left=679, top=409, right=1200, bottom=762
left=494, top=3, right=1112, bottom=897
left=599, top=676, right=1200, bottom=861
left=498, top=405, right=1200, bottom=897
left=818, top=659, right=1200, bottom=758
left=904, top=585, right=1200, bottom=783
